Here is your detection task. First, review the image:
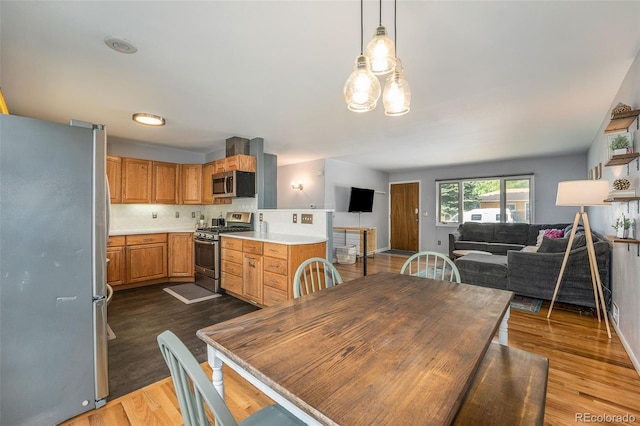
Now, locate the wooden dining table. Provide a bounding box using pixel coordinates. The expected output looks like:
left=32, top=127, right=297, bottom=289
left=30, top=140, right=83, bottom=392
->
left=197, top=271, right=513, bottom=425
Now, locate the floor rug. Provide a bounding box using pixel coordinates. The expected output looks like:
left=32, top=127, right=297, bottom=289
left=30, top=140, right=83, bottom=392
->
left=163, top=283, right=221, bottom=304
left=382, top=249, right=416, bottom=256
left=510, top=295, right=543, bottom=314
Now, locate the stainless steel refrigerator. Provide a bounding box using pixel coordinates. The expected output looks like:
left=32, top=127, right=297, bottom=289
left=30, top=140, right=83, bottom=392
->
left=0, top=114, right=109, bottom=425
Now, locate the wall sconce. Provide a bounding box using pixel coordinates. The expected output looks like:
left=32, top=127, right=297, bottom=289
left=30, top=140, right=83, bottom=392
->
left=291, top=182, right=303, bottom=191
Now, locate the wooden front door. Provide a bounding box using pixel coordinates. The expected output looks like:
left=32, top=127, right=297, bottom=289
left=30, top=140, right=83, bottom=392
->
left=390, top=182, right=419, bottom=251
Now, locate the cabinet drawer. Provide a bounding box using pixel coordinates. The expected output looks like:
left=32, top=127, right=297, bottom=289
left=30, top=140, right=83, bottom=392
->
left=243, top=240, right=263, bottom=255
left=264, top=271, right=288, bottom=292
left=126, top=233, right=167, bottom=245
left=264, top=257, right=287, bottom=275
left=263, top=242, right=287, bottom=259
left=221, top=237, right=243, bottom=251
left=108, top=236, right=126, bottom=247
left=221, top=272, right=242, bottom=294
left=221, top=248, right=243, bottom=264
left=221, top=259, right=242, bottom=277
left=263, top=286, right=287, bottom=307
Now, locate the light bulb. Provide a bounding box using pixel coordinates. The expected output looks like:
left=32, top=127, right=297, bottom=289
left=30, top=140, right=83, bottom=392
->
left=365, top=26, right=396, bottom=75
left=383, top=58, right=410, bottom=116
left=344, top=55, right=381, bottom=112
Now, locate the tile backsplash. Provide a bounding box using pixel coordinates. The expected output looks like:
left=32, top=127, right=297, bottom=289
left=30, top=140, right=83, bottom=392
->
left=110, top=198, right=257, bottom=232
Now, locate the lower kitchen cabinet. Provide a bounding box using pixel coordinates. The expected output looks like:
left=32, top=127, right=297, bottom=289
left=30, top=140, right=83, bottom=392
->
left=168, top=233, right=194, bottom=278
left=126, top=234, right=168, bottom=283
left=107, top=236, right=126, bottom=286
left=220, top=236, right=326, bottom=307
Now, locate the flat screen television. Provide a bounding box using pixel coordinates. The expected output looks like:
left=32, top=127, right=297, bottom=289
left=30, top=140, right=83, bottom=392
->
left=348, top=187, right=375, bottom=213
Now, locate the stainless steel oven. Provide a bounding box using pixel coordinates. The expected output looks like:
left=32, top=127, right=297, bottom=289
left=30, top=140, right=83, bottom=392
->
left=193, top=212, right=253, bottom=293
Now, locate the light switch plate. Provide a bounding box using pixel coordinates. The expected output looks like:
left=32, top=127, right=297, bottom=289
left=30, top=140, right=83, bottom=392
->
left=293, top=213, right=297, bottom=223
left=301, top=213, right=313, bottom=224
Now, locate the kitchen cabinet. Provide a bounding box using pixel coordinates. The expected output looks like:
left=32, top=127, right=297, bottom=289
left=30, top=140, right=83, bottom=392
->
left=220, top=236, right=326, bottom=307
left=106, top=155, right=122, bottom=203
left=122, top=158, right=153, bottom=203
left=180, top=164, right=202, bottom=204
left=107, top=236, right=126, bottom=285
left=125, top=233, right=167, bottom=283
left=152, top=161, right=179, bottom=204
left=168, top=233, right=194, bottom=277
left=201, top=161, right=216, bottom=204
left=214, top=155, right=257, bottom=173
left=221, top=238, right=243, bottom=294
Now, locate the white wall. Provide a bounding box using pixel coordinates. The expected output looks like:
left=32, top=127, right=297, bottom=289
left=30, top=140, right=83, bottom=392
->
left=587, top=49, right=640, bottom=373
left=108, top=136, right=206, bottom=163
left=277, top=159, right=326, bottom=209
left=390, top=153, right=588, bottom=253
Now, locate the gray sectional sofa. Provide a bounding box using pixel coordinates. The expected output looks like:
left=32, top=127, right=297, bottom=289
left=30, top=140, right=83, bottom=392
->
left=449, top=222, right=611, bottom=309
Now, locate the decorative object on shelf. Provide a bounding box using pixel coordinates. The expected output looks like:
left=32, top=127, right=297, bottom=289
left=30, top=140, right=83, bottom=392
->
left=344, top=0, right=381, bottom=112
left=608, top=132, right=632, bottom=157
left=382, top=0, right=411, bottom=116
left=596, top=162, right=602, bottom=179
left=613, top=178, right=631, bottom=190
left=611, top=102, right=632, bottom=118
left=0, top=87, right=8, bottom=114
left=549, top=180, right=611, bottom=339
left=612, top=214, right=632, bottom=239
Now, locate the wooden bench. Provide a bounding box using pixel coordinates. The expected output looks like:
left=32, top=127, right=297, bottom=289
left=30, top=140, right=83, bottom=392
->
left=453, top=343, right=549, bottom=425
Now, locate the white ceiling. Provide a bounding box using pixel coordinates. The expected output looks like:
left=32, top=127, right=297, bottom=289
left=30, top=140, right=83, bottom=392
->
left=1, top=1, right=639, bottom=172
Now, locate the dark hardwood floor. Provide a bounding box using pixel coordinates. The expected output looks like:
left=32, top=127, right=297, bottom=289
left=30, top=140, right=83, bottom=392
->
left=107, top=283, right=258, bottom=399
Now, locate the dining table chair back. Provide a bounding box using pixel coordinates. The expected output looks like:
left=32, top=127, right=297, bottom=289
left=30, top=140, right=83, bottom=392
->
left=157, top=330, right=304, bottom=426
left=400, top=251, right=461, bottom=283
left=293, top=257, right=344, bottom=298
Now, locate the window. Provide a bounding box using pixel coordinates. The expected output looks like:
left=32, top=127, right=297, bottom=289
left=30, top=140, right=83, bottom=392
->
left=437, top=175, right=533, bottom=225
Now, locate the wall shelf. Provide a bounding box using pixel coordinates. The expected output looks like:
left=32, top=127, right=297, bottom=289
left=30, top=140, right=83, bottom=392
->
left=604, top=152, right=639, bottom=167
left=606, top=235, right=640, bottom=256
left=605, top=109, right=640, bottom=134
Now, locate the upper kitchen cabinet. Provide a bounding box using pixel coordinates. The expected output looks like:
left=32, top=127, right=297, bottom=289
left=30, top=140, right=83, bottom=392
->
left=152, top=161, right=179, bottom=204
left=122, top=158, right=152, bottom=203
left=180, top=164, right=202, bottom=204
left=214, top=155, right=257, bottom=173
left=106, top=155, right=122, bottom=203
left=202, top=161, right=216, bottom=204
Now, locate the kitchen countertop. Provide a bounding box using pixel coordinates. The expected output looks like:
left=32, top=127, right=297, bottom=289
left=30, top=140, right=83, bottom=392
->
left=109, top=227, right=196, bottom=236
left=222, top=231, right=327, bottom=245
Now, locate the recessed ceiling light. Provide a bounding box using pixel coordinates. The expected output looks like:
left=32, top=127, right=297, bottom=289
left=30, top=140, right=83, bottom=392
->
left=104, top=36, right=137, bottom=54
left=132, top=113, right=165, bottom=126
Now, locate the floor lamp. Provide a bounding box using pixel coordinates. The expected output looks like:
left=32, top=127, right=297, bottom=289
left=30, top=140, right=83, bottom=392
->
left=547, top=180, right=611, bottom=339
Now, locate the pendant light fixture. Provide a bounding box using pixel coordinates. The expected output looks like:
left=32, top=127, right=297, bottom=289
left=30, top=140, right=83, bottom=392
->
left=344, top=0, right=381, bottom=112
left=383, top=0, right=411, bottom=116
left=365, top=0, right=396, bottom=75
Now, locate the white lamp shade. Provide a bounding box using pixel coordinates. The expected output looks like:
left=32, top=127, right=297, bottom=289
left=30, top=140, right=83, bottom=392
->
left=556, top=180, right=610, bottom=206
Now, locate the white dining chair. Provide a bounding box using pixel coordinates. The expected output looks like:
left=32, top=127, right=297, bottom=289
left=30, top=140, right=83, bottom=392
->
left=293, top=257, right=344, bottom=298
left=400, top=251, right=461, bottom=283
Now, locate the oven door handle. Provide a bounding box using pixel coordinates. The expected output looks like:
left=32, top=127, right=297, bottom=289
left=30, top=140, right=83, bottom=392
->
left=195, top=239, right=217, bottom=246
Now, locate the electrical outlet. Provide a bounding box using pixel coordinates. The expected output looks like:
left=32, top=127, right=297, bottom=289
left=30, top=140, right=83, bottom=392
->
left=437, top=240, right=441, bottom=245
left=152, top=212, right=157, bottom=219
left=293, top=213, right=297, bottom=224
left=259, top=213, right=263, bottom=222
left=301, top=213, right=313, bottom=224
left=175, top=212, right=180, bottom=218
left=191, top=212, right=196, bottom=218
left=612, top=302, right=620, bottom=326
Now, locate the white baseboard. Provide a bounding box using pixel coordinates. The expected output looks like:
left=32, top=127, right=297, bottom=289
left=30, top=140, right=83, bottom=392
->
left=610, top=313, right=640, bottom=377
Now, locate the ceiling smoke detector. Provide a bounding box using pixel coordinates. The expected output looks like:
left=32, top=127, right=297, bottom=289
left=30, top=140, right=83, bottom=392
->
left=104, top=37, right=137, bottom=54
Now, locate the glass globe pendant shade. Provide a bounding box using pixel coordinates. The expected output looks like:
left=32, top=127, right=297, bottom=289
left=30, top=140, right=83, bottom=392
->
left=383, top=58, right=411, bottom=116
left=365, top=25, right=396, bottom=75
left=344, top=55, right=381, bottom=112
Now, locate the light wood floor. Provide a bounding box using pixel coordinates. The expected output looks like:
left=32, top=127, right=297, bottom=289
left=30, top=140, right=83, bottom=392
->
left=62, top=253, right=640, bottom=426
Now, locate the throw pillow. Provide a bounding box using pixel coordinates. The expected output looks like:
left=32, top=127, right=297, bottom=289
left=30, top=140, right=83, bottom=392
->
left=538, top=236, right=570, bottom=253
left=536, top=230, right=546, bottom=247
left=543, top=228, right=565, bottom=239
left=521, top=245, right=539, bottom=253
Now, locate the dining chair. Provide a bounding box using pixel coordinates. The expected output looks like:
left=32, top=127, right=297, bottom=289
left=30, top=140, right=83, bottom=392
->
left=293, top=257, right=344, bottom=298
left=400, top=251, right=461, bottom=283
left=157, top=330, right=304, bottom=426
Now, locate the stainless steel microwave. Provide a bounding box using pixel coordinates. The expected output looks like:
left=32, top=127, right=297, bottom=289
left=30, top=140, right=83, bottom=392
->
left=212, top=170, right=256, bottom=198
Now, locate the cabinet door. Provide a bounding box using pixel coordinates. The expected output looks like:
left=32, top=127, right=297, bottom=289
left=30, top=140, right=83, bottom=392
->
left=106, top=156, right=122, bottom=203
left=168, top=233, right=194, bottom=277
left=225, top=155, right=256, bottom=172
left=122, top=158, right=152, bottom=203
left=243, top=253, right=263, bottom=305
left=180, top=164, right=202, bottom=204
left=126, top=242, right=167, bottom=283
left=152, top=161, right=179, bottom=204
left=202, top=161, right=216, bottom=204
left=106, top=246, right=126, bottom=285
